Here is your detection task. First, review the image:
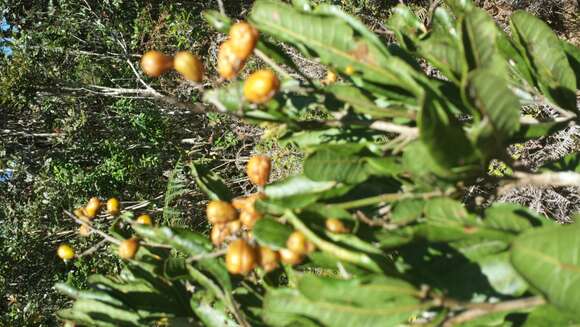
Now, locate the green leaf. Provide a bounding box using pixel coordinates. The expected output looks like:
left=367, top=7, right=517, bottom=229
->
left=365, top=157, right=404, bottom=177
left=424, top=198, right=472, bottom=224
left=265, top=175, right=336, bottom=198
left=190, top=163, right=234, bottom=201
left=202, top=10, right=232, bottom=33
left=510, top=11, right=577, bottom=112
left=418, top=7, right=464, bottom=82
left=511, top=223, right=580, bottom=314
left=561, top=40, right=580, bottom=87
left=133, top=225, right=212, bottom=256
left=523, top=304, right=580, bottom=326
left=249, top=0, right=420, bottom=94
left=193, top=301, right=238, bottom=327
left=304, top=145, right=369, bottom=184
left=418, top=90, right=479, bottom=175
left=253, top=218, right=294, bottom=250
left=297, top=274, right=419, bottom=306
left=324, top=84, right=412, bottom=119
left=390, top=199, right=425, bottom=225
left=478, top=251, right=528, bottom=296
left=263, top=288, right=425, bottom=327
left=462, top=8, right=503, bottom=72
left=468, top=69, right=521, bottom=153
left=483, top=203, right=551, bottom=233
left=202, top=82, right=245, bottom=113
left=386, top=5, right=425, bottom=51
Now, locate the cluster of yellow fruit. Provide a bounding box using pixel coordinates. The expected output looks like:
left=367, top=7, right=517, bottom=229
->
left=141, top=21, right=280, bottom=105
left=208, top=155, right=350, bottom=275
left=72, top=197, right=121, bottom=237
left=57, top=197, right=155, bottom=262
left=140, top=50, right=203, bottom=82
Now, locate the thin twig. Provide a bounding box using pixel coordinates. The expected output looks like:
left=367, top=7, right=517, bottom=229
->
left=64, top=210, right=122, bottom=245
left=186, top=249, right=227, bottom=263
left=78, top=239, right=108, bottom=258
left=442, top=296, right=546, bottom=326
left=254, top=48, right=292, bottom=80
left=499, top=171, right=580, bottom=195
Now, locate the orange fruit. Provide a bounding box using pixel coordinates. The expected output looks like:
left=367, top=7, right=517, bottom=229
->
left=118, top=238, right=140, bottom=260
left=240, top=210, right=262, bottom=229
left=217, top=41, right=243, bottom=80
left=211, top=224, right=231, bottom=246
left=286, top=231, right=315, bottom=255
left=206, top=200, right=238, bottom=224
left=85, top=197, right=101, bottom=219
left=325, top=218, right=349, bottom=234
left=246, top=155, right=271, bottom=186
left=136, top=214, right=153, bottom=225
left=106, top=198, right=121, bottom=216
left=243, top=70, right=279, bottom=104
left=228, top=22, right=259, bottom=60
left=225, top=239, right=257, bottom=275
left=174, top=51, right=203, bottom=82
left=258, top=246, right=280, bottom=272
left=279, top=248, right=303, bottom=265
left=140, top=50, right=173, bottom=77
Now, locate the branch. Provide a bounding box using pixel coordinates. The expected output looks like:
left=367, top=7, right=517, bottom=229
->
left=499, top=171, right=580, bottom=194
left=443, top=296, right=546, bottom=326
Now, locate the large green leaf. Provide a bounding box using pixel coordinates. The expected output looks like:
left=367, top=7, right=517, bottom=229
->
left=133, top=225, right=212, bottom=256
left=561, top=40, right=580, bottom=87
left=249, top=0, right=420, bottom=95
left=297, top=274, right=420, bottom=306
left=511, top=223, right=580, bottom=314
left=467, top=69, right=521, bottom=153
left=523, top=304, right=580, bottom=326
left=418, top=90, right=479, bottom=175
left=510, top=11, right=577, bottom=112
left=324, top=84, right=412, bottom=119
left=461, top=7, right=504, bottom=73
left=263, top=288, right=426, bottom=327
left=418, top=7, right=464, bottom=82
left=265, top=175, right=336, bottom=198
left=192, top=301, right=238, bottom=327
left=304, top=145, right=369, bottom=184
left=253, top=218, right=294, bottom=250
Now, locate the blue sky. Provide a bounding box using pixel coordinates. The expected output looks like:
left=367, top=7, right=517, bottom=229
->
left=1, top=16, right=14, bottom=56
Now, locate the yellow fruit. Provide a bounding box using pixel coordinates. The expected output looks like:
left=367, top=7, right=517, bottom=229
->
left=173, top=51, right=203, bottom=82
left=140, top=50, right=173, bottom=77
left=228, top=22, right=259, bottom=60
left=325, top=218, right=349, bottom=234
left=345, top=65, right=355, bottom=75
left=57, top=244, right=75, bottom=261
left=243, top=70, right=279, bottom=104
left=232, top=192, right=266, bottom=213
left=246, top=155, right=271, bottom=186
left=227, top=220, right=243, bottom=234
left=217, top=41, right=243, bottom=80
left=74, top=208, right=89, bottom=222
left=240, top=210, right=262, bottom=229
left=79, top=223, right=92, bottom=237
left=324, top=70, right=338, bottom=84
left=106, top=197, right=121, bottom=216
left=258, top=246, right=280, bottom=272
left=211, top=224, right=231, bottom=246
left=206, top=200, right=238, bottom=224
left=136, top=214, right=153, bottom=225
left=279, top=248, right=303, bottom=265
left=85, top=197, right=101, bottom=219
left=118, top=238, right=140, bottom=260
left=225, top=239, right=257, bottom=275
left=286, top=231, right=315, bottom=255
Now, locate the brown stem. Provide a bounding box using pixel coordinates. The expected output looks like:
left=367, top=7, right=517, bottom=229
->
left=442, top=296, right=546, bottom=327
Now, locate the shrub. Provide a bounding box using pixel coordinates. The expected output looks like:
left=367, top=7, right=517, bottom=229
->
left=56, top=0, right=580, bottom=326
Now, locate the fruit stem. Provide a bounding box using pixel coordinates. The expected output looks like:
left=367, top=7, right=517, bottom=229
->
left=64, top=210, right=121, bottom=245
left=284, top=210, right=381, bottom=272
left=330, top=190, right=447, bottom=210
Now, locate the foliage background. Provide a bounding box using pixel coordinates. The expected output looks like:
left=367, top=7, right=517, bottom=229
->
left=0, top=0, right=577, bottom=325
